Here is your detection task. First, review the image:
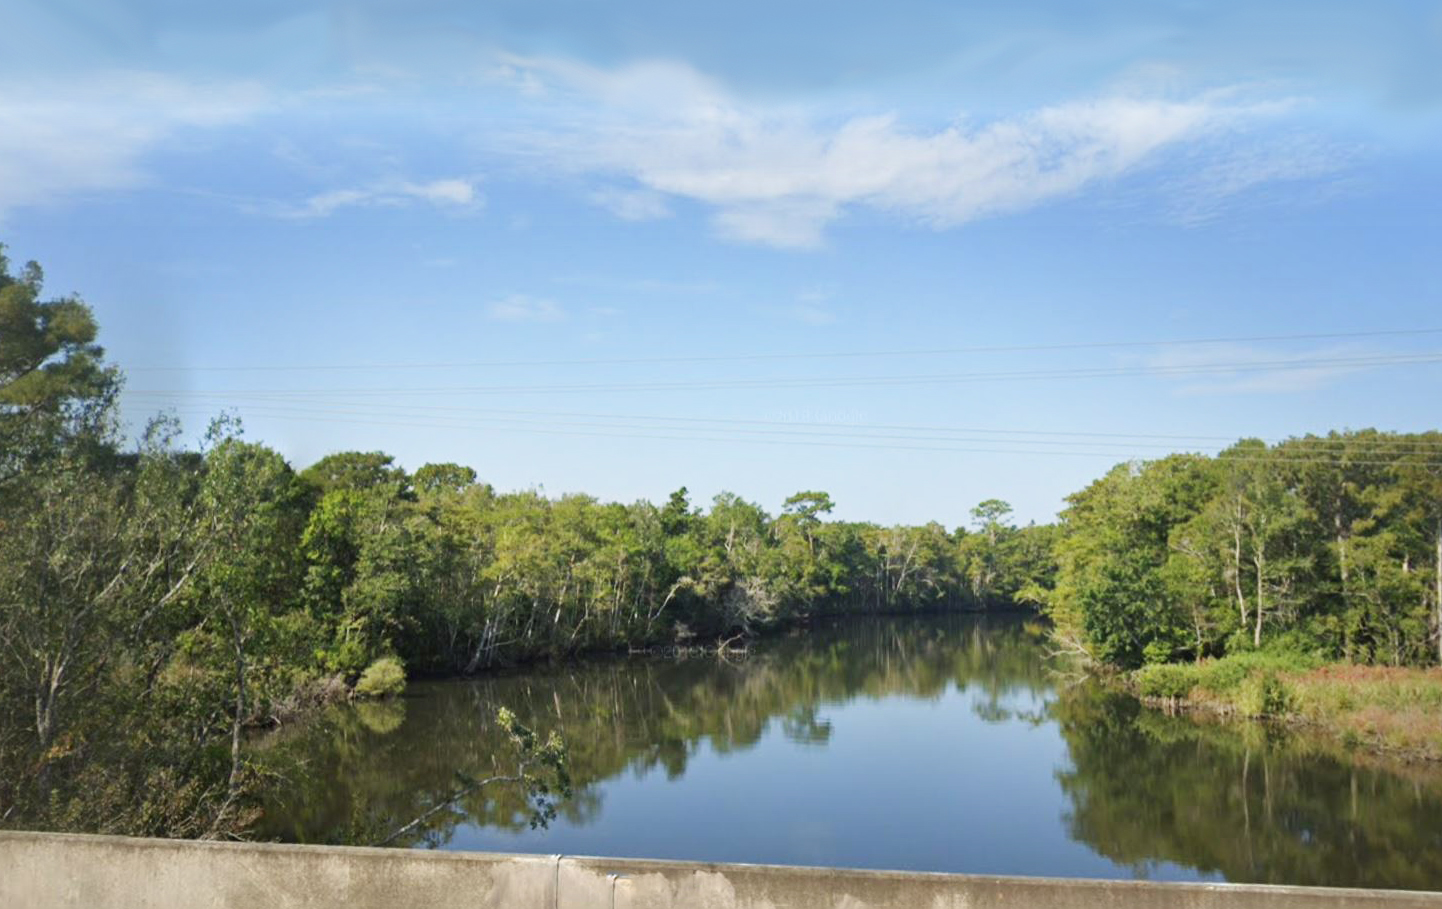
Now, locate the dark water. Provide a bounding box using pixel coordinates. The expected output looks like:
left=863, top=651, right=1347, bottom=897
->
left=257, top=616, right=1442, bottom=890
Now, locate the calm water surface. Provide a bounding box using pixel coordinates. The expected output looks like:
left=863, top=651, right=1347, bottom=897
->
left=258, top=616, right=1442, bottom=890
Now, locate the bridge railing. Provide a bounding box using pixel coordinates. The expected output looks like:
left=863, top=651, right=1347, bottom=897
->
left=3, top=830, right=1440, bottom=909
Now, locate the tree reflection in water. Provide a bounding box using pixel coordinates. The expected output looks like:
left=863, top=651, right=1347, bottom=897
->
left=1054, top=683, right=1442, bottom=890
left=256, top=615, right=1442, bottom=890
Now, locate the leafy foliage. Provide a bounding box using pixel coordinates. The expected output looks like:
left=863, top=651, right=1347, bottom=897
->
left=1050, top=438, right=1442, bottom=671
left=0, top=247, right=1050, bottom=839
left=354, top=657, right=406, bottom=699
left=7, top=241, right=1439, bottom=846
left=1136, top=663, right=1200, bottom=700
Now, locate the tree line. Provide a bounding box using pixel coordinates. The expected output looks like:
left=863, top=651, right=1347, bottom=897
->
left=0, top=246, right=1050, bottom=835
left=1047, top=436, right=1442, bottom=669
left=5, top=241, right=1440, bottom=839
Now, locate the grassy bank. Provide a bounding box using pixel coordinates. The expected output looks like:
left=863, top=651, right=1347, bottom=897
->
left=1133, top=654, right=1442, bottom=762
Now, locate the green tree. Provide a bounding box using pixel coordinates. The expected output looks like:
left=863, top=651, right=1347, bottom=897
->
left=191, top=428, right=306, bottom=814
left=1050, top=456, right=1216, bottom=666
left=0, top=246, right=114, bottom=416
left=1387, top=437, right=1442, bottom=665
left=959, top=499, right=1016, bottom=606
left=301, top=451, right=412, bottom=499
left=970, top=499, right=1013, bottom=545
left=300, top=484, right=418, bottom=676
left=0, top=247, right=118, bottom=487
left=413, top=462, right=477, bottom=496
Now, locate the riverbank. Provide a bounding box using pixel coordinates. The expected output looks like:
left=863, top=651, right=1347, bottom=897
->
left=255, top=616, right=1442, bottom=889
left=402, top=604, right=1038, bottom=678
left=1133, top=654, right=1442, bottom=763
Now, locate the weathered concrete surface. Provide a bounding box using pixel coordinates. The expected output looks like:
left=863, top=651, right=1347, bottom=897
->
left=558, top=855, right=1442, bottom=909
left=4, top=831, right=1442, bottom=909
left=0, top=831, right=557, bottom=909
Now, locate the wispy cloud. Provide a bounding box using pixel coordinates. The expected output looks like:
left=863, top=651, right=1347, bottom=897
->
left=275, top=177, right=482, bottom=218
left=493, top=56, right=1311, bottom=248
left=0, top=73, right=269, bottom=219
left=0, top=71, right=483, bottom=223
left=0, top=56, right=1357, bottom=242
left=1165, top=134, right=1362, bottom=226
left=485, top=294, right=565, bottom=323
left=588, top=186, right=672, bottom=221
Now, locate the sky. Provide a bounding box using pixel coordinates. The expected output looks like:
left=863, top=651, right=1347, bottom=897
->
left=2, top=0, right=1440, bottom=526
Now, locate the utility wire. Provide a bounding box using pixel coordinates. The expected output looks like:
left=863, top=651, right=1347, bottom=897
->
left=134, top=395, right=1442, bottom=450
left=124, top=350, right=1442, bottom=397
left=123, top=327, right=1442, bottom=372
left=159, top=404, right=1442, bottom=468
left=146, top=399, right=1442, bottom=454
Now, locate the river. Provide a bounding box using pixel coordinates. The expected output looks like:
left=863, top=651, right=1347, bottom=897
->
left=256, top=615, right=1442, bottom=890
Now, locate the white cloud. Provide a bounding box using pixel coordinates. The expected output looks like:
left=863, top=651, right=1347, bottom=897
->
left=0, top=73, right=269, bottom=218
left=408, top=178, right=479, bottom=205
left=0, top=59, right=1344, bottom=243
left=1165, top=134, right=1360, bottom=225
left=496, top=56, right=1310, bottom=248
left=284, top=177, right=481, bottom=218
left=588, top=186, right=672, bottom=221
left=712, top=199, right=838, bottom=249
left=485, top=294, right=565, bottom=323
left=0, top=71, right=480, bottom=222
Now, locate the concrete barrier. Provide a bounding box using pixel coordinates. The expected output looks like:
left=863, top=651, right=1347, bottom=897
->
left=0, top=832, right=557, bottom=909
left=4, top=831, right=1442, bottom=909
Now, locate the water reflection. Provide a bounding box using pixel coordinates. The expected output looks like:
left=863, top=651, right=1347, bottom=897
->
left=1055, top=685, right=1442, bottom=890
left=257, top=616, right=1442, bottom=889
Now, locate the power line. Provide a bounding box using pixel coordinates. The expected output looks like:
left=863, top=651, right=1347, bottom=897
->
left=124, top=350, right=1442, bottom=397
left=156, top=403, right=1442, bottom=467
left=122, top=327, right=1442, bottom=372
left=144, top=398, right=1442, bottom=453
left=132, top=397, right=1442, bottom=450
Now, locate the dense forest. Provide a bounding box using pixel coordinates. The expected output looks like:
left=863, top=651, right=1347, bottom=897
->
left=1048, top=439, right=1442, bottom=669
left=0, top=247, right=1051, bottom=836
left=2, top=243, right=1440, bottom=840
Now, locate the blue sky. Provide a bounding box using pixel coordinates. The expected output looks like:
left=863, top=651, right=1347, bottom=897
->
left=3, top=1, right=1440, bottom=525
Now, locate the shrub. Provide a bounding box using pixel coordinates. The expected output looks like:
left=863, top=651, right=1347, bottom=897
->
left=1189, top=650, right=1319, bottom=698
left=1136, top=663, right=1199, bottom=700
left=353, top=657, right=406, bottom=699
left=1250, top=649, right=1322, bottom=673
left=1223, top=629, right=1255, bottom=656
left=319, top=638, right=370, bottom=678
left=271, top=673, right=349, bottom=723
left=1257, top=629, right=1328, bottom=663
left=1235, top=671, right=1293, bottom=717
left=1142, top=639, right=1174, bottom=666
left=1195, top=659, right=1249, bottom=694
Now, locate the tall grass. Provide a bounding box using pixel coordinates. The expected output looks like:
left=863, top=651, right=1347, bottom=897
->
left=1133, top=654, right=1442, bottom=759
